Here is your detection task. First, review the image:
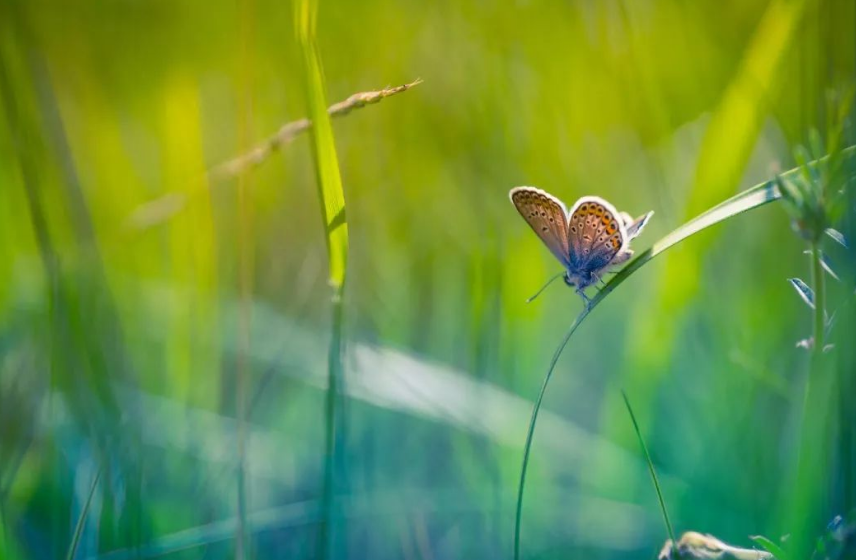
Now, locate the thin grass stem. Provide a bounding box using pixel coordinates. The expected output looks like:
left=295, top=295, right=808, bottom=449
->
left=321, top=287, right=345, bottom=559
left=296, top=1, right=351, bottom=557
left=811, top=242, right=826, bottom=355
left=621, top=390, right=676, bottom=546
left=513, top=311, right=588, bottom=560
left=65, top=466, right=102, bottom=560
left=785, top=239, right=831, bottom=556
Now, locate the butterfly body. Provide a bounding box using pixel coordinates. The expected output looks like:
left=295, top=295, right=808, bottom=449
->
left=509, top=186, right=653, bottom=302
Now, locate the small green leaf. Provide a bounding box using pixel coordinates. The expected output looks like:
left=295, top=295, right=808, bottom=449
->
left=825, top=228, right=848, bottom=248
left=776, top=175, right=802, bottom=211
left=803, top=250, right=841, bottom=281
left=795, top=145, right=820, bottom=187
left=750, top=534, right=790, bottom=560
left=789, top=277, right=816, bottom=309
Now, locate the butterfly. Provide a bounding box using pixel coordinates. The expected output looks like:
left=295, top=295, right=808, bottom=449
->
left=509, top=186, right=653, bottom=303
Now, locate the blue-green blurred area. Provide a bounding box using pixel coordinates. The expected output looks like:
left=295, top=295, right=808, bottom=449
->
left=1, top=0, right=855, bottom=558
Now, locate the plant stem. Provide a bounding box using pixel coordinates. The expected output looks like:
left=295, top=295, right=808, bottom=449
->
left=621, top=390, right=676, bottom=546
left=235, top=0, right=255, bottom=550
left=66, top=466, right=102, bottom=560
left=786, top=240, right=831, bottom=557
left=811, top=242, right=825, bottom=355
left=294, top=1, right=350, bottom=556
left=513, top=311, right=588, bottom=560
left=320, top=286, right=345, bottom=560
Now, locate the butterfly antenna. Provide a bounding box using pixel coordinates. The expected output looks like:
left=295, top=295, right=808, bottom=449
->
left=526, top=272, right=565, bottom=303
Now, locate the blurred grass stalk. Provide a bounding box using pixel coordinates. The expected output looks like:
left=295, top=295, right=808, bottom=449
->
left=125, top=80, right=421, bottom=230
left=296, top=0, right=349, bottom=558
left=65, top=466, right=101, bottom=560
left=782, top=130, right=850, bottom=558
left=209, top=80, right=422, bottom=181
left=1, top=21, right=78, bottom=555
left=235, top=0, right=255, bottom=554
left=781, top=239, right=835, bottom=560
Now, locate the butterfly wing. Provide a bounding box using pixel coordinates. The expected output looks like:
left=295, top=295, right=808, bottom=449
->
left=604, top=210, right=654, bottom=269
left=509, top=187, right=571, bottom=267
left=567, top=196, right=627, bottom=272
left=624, top=210, right=654, bottom=241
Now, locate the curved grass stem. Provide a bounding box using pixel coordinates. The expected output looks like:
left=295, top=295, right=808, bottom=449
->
left=513, top=312, right=588, bottom=560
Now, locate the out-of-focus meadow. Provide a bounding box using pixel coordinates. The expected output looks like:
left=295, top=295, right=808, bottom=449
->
left=1, top=0, right=855, bottom=558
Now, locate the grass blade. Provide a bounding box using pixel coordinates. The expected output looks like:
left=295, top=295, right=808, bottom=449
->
left=750, top=534, right=790, bottom=560
left=66, top=466, right=102, bottom=560
left=297, top=0, right=348, bottom=289
left=621, top=390, right=676, bottom=546
left=512, top=145, right=856, bottom=560
left=296, top=2, right=349, bottom=559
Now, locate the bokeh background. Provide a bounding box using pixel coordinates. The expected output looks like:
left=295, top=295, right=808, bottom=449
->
left=1, top=0, right=855, bottom=558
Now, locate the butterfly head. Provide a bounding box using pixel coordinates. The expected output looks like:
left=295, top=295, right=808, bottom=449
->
left=563, top=270, right=594, bottom=290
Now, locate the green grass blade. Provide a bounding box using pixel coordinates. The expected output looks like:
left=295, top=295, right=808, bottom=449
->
left=65, top=466, right=102, bottom=560
left=512, top=145, right=856, bottom=560
left=296, top=0, right=348, bottom=289
left=296, top=2, right=349, bottom=559
left=621, top=390, right=676, bottom=546
left=750, top=534, right=790, bottom=560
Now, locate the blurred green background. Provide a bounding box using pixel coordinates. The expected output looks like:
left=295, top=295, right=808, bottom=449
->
left=1, top=0, right=855, bottom=558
